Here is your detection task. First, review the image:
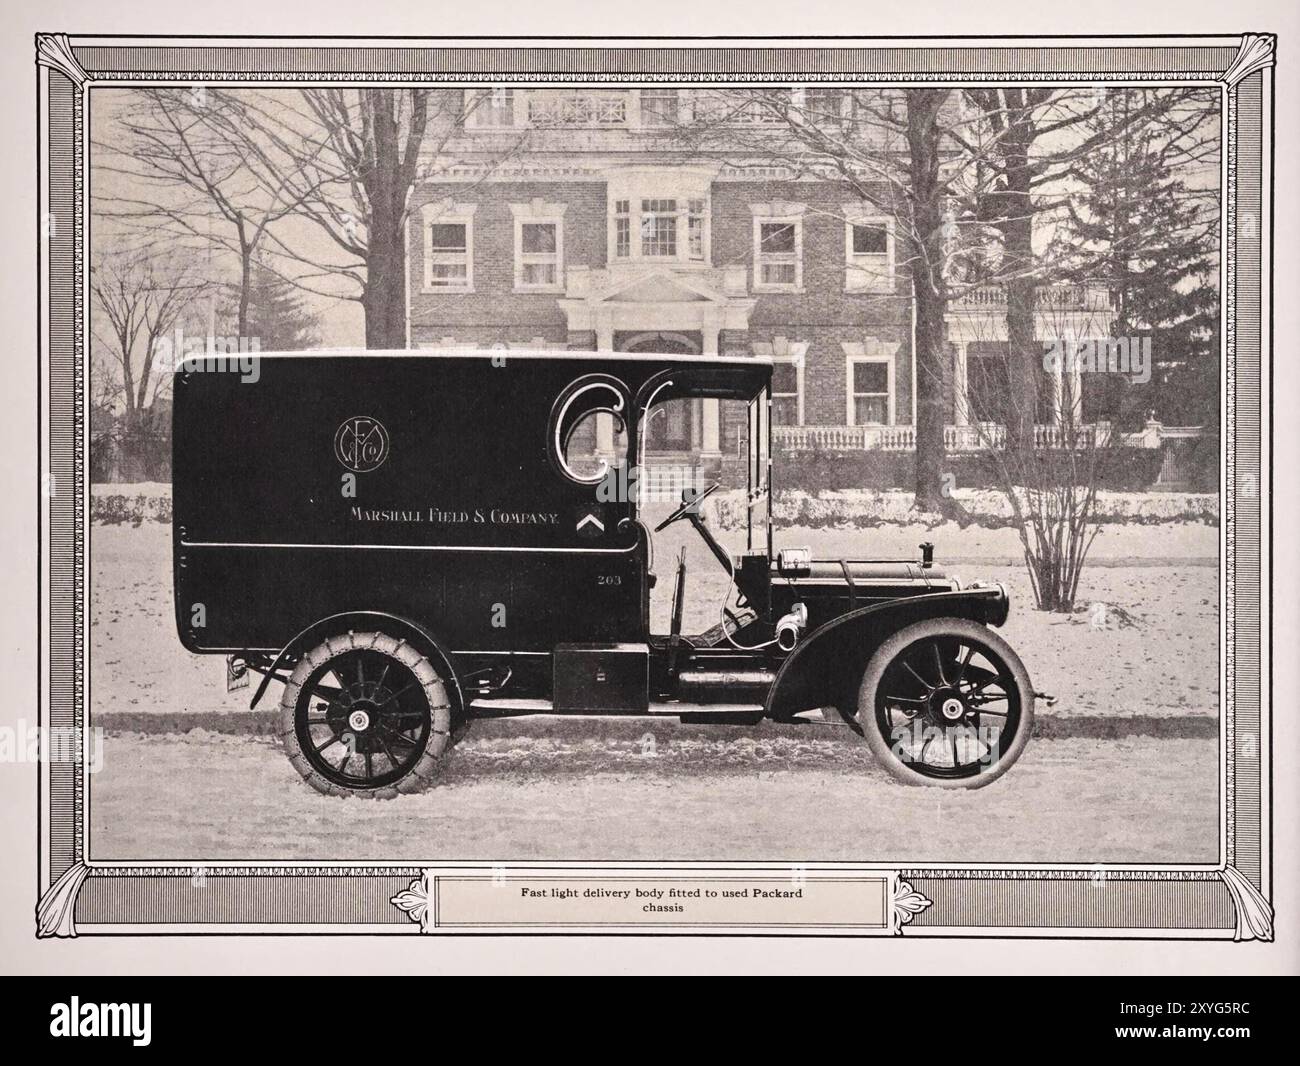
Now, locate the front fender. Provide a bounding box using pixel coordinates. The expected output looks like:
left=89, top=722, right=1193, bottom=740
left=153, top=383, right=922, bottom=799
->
left=764, top=587, right=1009, bottom=720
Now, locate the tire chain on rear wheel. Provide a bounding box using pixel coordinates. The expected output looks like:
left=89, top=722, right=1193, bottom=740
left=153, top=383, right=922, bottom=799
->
left=278, top=631, right=453, bottom=799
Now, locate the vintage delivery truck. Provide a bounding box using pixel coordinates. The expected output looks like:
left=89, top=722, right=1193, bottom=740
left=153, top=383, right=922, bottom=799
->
left=174, top=349, right=1036, bottom=797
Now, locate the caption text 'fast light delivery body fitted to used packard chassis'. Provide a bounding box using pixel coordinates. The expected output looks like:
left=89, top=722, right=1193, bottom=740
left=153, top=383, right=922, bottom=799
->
left=173, top=349, right=1038, bottom=797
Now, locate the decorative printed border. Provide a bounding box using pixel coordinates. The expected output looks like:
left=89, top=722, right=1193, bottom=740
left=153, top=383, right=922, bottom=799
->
left=35, top=33, right=1274, bottom=940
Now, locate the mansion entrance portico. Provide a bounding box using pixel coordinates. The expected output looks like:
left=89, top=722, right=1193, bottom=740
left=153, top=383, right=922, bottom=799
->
left=558, top=263, right=757, bottom=459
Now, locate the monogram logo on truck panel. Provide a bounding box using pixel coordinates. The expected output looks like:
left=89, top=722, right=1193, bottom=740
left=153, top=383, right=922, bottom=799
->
left=334, top=416, right=390, bottom=473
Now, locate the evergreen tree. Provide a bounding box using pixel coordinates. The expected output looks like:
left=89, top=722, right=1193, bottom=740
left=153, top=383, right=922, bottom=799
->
left=1053, top=88, right=1220, bottom=429
left=219, top=262, right=322, bottom=351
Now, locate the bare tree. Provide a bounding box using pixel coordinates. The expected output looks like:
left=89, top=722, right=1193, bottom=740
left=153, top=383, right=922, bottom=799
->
left=675, top=88, right=998, bottom=514
left=902, top=90, right=955, bottom=512
left=975, top=392, right=1110, bottom=613
left=90, top=250, right=209, bottom=425
left=947, top=87, right=1220, bottom=611
left=958, top=87, right=1217, bottom=450
left=96, top=88, right=525, bottom=349
left=218, top=88, right=524, bottom=348
left=959, top=303, right=1123, bottom=613
left=92, top=87, right=324, bottom=338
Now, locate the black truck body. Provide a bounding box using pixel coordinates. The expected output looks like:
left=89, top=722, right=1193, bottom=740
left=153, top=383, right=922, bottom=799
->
left=173, top=349, right=1033, bottom=796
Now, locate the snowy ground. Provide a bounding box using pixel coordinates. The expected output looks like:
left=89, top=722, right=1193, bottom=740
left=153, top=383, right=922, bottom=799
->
left=90, top=730, right=1218, bottom=863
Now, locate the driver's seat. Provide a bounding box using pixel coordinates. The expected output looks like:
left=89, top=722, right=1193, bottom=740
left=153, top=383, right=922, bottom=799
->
left=667, top=548, right=759, bottom=650
left=689, top=607, right=759, bottom=649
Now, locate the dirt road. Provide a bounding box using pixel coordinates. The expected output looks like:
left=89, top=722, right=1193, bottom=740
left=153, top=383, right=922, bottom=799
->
left=90, top=727, right=1219, bottom=863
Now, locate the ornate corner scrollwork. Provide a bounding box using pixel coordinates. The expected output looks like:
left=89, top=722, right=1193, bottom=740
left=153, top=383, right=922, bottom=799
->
left=1221, top=33, right=1276, bottom=87
left=891, top=878, right=933, bottom=934
left=36, top=861, right=91, bottom=938
left=36, top=33, right=91, bottom=87
left=391, top=870, right=432, bottom=933
left=1219, top=865, right=1273, bottom=942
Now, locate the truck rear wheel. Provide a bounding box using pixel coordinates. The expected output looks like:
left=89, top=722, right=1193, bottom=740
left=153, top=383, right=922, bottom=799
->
left=857, top=618, right=1033, bottom=790
left=279, top=631, right=453, bottom=798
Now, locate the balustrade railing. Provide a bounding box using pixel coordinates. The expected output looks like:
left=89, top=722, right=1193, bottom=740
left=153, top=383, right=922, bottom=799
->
left=772, top=421, right=1176, bottom=453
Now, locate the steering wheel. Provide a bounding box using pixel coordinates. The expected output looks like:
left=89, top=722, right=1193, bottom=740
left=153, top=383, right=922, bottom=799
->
left=654, top=481, right=722, bottom=533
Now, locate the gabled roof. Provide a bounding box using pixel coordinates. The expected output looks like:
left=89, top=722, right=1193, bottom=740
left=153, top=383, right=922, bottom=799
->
left=586, top=267, right=731, bottom=305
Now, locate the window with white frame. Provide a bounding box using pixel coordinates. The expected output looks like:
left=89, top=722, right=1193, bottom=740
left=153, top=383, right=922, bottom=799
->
left=422, top=202, right=476, bottom=292
left=753, top=339, right=807, bottom=425
left=464, top=88, right=516, bottom=128
left=752, top=207, right=804, bottom=292
left=640, top=88, right=681, bottom=127
left=802, top=88, right=846, bottom=127
left=510, top=202, right=566, bottom=292
left=757, top=222, right=798, bottom=287
left=686, top=199, right=707, bottom=261
left=845, top=214, right=894, bottom=292
left=771, top=360, right=803, bottom=426
left=518, top=222, right=560, bottom=288
left=640, top=199, right=678, bottom=257
left=613, top=200, right=632, bottom=258
left=609, top=194, right=709, bottom=264
left=847, top=359, right=893, bottom=425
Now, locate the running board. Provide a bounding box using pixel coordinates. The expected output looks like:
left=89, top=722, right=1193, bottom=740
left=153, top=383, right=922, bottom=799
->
left=468, top=697, right=766, bottom=719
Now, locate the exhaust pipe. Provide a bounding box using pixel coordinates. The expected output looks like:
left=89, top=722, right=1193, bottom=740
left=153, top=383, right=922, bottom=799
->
left=775, top=603, right=808, bottom=652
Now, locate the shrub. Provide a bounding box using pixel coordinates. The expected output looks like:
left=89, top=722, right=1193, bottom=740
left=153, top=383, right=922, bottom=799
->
left=772, top=444, right=1166, bottom=493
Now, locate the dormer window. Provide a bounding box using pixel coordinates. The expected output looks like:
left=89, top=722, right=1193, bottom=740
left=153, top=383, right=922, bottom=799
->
left=464, top=88, right=517, bottom=129
left=640, top=88, right=681, bottom=126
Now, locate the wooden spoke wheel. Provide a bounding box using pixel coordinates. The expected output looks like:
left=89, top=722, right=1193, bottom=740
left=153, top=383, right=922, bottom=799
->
left=279, top=632, right=453, bottom=799
left=858, top=618, right=1034, bottom=789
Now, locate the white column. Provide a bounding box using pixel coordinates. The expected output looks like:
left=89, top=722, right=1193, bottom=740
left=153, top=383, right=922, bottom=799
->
left=701, top=320, right=722, bottom=456
left=1050, top=358, right=1064, bottom=427
left=701, top=402, right=721, bottom=457
left=511, top=89, right=529, bottom=128
left=953, top=341, right=969, bottom=427
left=596, top=319, right=616, bottom=455
left=1066, top=346, right=1083, bottom=426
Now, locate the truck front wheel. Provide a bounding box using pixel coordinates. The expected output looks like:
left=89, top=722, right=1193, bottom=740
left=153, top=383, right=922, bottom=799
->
left=279, top=631, right=453, bottom=798
left=858, top=618, right=1034, bottom=789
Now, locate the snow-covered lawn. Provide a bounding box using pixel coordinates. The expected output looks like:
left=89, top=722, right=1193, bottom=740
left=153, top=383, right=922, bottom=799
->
left=91, top=481, right=1220, bottom=530
left=711, top=487, right=1219, bottom=530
